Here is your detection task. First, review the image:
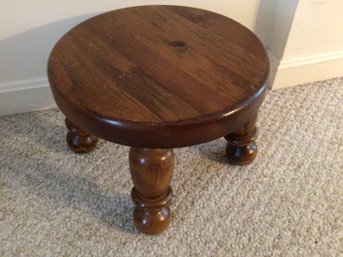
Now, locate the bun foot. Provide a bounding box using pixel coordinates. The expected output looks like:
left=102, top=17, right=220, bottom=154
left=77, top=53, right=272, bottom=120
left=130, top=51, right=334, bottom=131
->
left=65, top=118, right=99, bottom=153
left=225, top=116, right=258, bottom=165
left=225, top=140, right=257, bottom=165
left=133, top=206, right=171, bottom=235
left=132, top=188, right=172, bottom=235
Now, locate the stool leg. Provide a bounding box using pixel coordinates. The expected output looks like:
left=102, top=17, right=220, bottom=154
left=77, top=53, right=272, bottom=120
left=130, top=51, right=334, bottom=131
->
left=65, top=118, right=99, bottom=153
left=129, top=148, right=174, bottom=235
left=225, top=115, right=258, bottom=165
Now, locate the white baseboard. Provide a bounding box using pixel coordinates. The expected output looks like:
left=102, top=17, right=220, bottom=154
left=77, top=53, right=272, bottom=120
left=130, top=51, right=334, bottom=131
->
left=270, top=51, right=343, bottom=89
left=0, top=78, right=56, bottom=116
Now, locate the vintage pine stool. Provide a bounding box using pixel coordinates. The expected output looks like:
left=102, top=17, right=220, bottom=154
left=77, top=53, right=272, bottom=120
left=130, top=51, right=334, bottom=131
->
left=48, top=5, right=269, bottom=235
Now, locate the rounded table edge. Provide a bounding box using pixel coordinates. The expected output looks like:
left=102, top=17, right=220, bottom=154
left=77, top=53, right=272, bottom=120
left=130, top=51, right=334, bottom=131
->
left=50, top=83, right=268, bottom=148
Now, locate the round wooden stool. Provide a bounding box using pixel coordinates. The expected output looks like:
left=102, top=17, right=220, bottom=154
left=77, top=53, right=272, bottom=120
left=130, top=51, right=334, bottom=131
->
left=48, top=5, right=269, bottom=235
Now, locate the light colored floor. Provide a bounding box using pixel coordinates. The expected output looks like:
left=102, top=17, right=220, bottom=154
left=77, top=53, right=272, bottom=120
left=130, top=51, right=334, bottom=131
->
left=0, top=78, right=342, bottom=256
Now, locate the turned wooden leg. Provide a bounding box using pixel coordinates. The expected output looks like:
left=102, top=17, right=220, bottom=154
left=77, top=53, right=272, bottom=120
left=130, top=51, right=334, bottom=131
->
left=129, top=148, right=174, bottom=235
left=65, top=118, right=99, bottom=153
left=225, top=115, right=258, bottom=165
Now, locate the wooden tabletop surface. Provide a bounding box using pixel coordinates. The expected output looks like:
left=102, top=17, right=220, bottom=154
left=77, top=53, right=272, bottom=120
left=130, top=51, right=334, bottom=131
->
left=48, top=5, right=269, bottom=125
left=48, top=5, right=269, bottom=147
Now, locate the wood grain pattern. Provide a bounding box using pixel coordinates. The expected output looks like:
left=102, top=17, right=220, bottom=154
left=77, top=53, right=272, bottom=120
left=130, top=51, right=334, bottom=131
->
left=48, top=5, right=269, bottom=148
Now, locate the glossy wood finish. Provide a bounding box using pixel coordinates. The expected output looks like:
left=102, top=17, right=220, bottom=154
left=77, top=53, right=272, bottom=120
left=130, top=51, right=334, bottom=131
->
left=48, top=5, right=270, bottom=235
left=129, top=148, right=174, bottom=235
left=65, top=118, right=99, bottom=153
left=48, top=5, right=269, bottom=148
left=225, top=115, right=258, bottom=165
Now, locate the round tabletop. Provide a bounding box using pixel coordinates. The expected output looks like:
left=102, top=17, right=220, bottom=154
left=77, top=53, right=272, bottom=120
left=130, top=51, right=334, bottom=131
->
left=48, top=5, right=269, bottom=148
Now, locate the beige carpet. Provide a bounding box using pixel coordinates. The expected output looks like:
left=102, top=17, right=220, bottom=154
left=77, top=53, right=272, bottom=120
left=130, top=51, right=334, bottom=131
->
left=0, top=78, right=343, bottom=256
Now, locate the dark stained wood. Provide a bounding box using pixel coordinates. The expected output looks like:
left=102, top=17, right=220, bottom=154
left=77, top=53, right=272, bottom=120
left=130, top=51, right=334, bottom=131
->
left=48, top=5, right=269, bottom=148
left=129, top=148, right=174, bottom=235
left=225, top=115, right=258, bottom=165
left=65, top=118, right=99, bottom=153
left=48, top=5, right=270, bottom=234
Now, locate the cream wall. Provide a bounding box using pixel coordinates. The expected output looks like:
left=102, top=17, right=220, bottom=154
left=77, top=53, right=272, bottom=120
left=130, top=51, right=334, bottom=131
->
left=284, top=0, right=343, bottom=59
left=272, top=0, right=343, bottom=88
left=0, top=0, right=260, bottom=84
left=1, top=0, right=261, bottom=39
left=254, top=0, right=299, bottom=87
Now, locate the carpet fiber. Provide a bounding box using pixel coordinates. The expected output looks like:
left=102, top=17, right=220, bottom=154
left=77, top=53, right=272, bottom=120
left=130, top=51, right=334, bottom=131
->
left=0, top=78, right=343, bottom=256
